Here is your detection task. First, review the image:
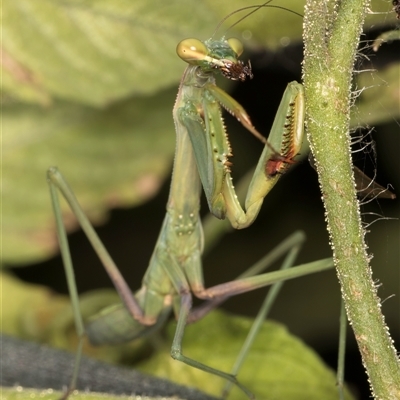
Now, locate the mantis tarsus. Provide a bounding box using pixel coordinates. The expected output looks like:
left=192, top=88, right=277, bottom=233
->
left=47, top=15, right=335, bottom=400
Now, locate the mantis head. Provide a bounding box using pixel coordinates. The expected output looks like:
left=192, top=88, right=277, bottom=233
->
left=176, top=37, right=253, bottom=81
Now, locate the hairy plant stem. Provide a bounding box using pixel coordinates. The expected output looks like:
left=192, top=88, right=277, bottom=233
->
left=302, top=1, right=400, bottom=399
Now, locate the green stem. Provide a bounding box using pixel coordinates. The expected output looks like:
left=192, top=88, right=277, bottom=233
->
left=302, top=1, right=400, bottom=399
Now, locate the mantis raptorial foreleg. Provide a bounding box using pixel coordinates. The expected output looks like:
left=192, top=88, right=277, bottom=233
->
left=176, top=48, right=304, bottom=228
left=47, top=31, right=336, bottom=399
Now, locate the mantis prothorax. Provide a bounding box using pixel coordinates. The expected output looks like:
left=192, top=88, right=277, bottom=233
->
left=47, top=31, right=334, bottom=399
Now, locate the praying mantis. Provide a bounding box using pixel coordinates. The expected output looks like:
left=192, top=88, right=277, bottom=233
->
left=46, top=5, right=336, bottom=399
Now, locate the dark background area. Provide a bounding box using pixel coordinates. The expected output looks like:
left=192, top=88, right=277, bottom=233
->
left=12, top=25, right=400, bottom=399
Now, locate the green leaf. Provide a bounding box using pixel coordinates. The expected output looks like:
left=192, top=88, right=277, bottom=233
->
left=137, top=310, right=355, bottom=400
left=3, top=89, right=175, bottom=264
left=352, top=62, right=400, bottom=126
left=2, top=0, right=219, bottom=106
left=0, top=272, right=147, bottom=363
left=0, top=387, right=185, bottom=400
left=0, top=271, right=69, bottom=340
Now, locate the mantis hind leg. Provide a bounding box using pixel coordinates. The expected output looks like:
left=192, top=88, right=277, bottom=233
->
left=170, top=231, right=306, bottom=399
left=47, top=167, right=150, bottom=398
left=222, top=240, right=347, bottom=399
left=187, top=231, right=306, bottom=397
left=222, top=232, right=304, bottom=398
left=188, top=230, right=307, bottom=322
left=48, top=172, right=88, bottom=399
left=47, top=167, right=149, bottom=325
left=170, top=293, right=256, bottom=399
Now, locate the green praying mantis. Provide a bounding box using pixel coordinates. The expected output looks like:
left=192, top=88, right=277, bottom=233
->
left=46, top=5, right=336, bottom=400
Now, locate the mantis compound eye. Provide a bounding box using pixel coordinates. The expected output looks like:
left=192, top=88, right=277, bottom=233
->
left=176, top=38, right=208, bottom=64
left=227, top=37, right=243, bottom=57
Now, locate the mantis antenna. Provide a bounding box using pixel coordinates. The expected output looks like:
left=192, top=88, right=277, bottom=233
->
left=210, top=0, right=303, bottom=40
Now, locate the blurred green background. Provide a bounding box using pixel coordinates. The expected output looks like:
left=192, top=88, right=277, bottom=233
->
left=2, top=0, right=399, bottom=398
